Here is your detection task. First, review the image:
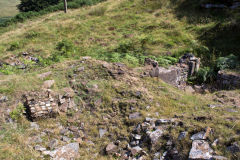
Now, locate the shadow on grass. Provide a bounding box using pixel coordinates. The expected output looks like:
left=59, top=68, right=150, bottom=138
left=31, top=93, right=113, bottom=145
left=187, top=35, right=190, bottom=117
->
left=170, top=0, right=240, bottom=59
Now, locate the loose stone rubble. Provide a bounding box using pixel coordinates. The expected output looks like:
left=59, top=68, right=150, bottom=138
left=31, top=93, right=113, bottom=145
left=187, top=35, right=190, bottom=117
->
left=105, top=117, right=227, bottom=160
left=217, top=70, right=240, bottom=89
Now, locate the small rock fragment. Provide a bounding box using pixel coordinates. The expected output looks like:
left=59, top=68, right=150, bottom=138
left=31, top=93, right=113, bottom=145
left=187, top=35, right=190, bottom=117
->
left=48, top=139, right=58, bottom=150
left=99, top=128, right=107, bottom=138
left=106, top=142, right=118, bottom=155
left=129, top=112, right=141, bottom=120
left=178, top=131, right=188, bottom=140
left=43, top=80, right=55, bottom=89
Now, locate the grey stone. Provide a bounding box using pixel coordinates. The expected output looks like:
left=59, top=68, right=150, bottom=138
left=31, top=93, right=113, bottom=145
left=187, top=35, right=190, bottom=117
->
left=77, top=66, right=85, bottom=72
left=99, top=128, right=107, bottom=138
left=43, top=80, right=55, bottom=89
left=48, top=143, right=79, bottom=160
left=147, top=128, right=164, bottom=145
left=132, top=134, right=142, bottom=140
left=34, top=145, right=46, bottom=152
left=227, top=142, right=240, bottom=153
left=189, top=140, right=213, bottom=160
left=106, top=142, right=118, bottom=154
left=0, top=96, right=8, bottom=103
left=131, top=146, right=142, bottom=156
left=212, top=155, right=228, bottom=160
left=155, top=119, right=171, bottom=125
left=129, top=112, right=141, bottom=120
left=212, top=139, right=219, bottom=147
left=30, top=122, right=39, bottom=130
left=31, top=136, right=43, bottom=144
left=185, top=86, right=195, bottom=93
left=191, top=131, right=206, bottom=140
left=48, top=139, right=58, bottom=150
left=178, top=131, right=188, bottom=140
left=37, top=71, right=52, bottom=79
left=62, top=136, right=71, bottom=143
left=60, top=128, right=69, bottom=135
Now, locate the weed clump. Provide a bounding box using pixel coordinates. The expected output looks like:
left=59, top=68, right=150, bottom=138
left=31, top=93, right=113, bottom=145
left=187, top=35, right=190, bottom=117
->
left=10, top=104, right=25, bottom=121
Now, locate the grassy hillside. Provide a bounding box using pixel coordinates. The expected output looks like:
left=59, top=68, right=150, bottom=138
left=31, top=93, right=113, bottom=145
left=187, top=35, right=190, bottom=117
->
left=0, top=0, right=19, bottom=23
left=0, top=0, right=239, bottom=159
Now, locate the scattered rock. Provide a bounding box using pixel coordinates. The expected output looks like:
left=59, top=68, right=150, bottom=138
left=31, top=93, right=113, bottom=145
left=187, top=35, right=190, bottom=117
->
left=147, top=128, right=164, bottom=145
left=191, top=127, right=211, bottom=141
left=208, top=104, right=222, bottom=109
left=155, top=119, right=171, bottom=125
left=0, top=96, right=8, bottom=103
left=178, top=131, right=188, bottom=140
left=227, top=142, right=240, bottom=153
left=106, top=142, right=118, bottom=155
left=191, top=131, right=207, bottom=140
left=34, top=145, right=46, bottom=152
left=212, top=155, right=228, bottom=160
left=185, top=86, right=195, bottom=93
left=76, top=66, right=85, bottom=72
left=99, top=128, right=107, bottom=138
left=30, top=136, right=43, bottom=144
left=43, top=80, right=55, bottom=89
left=30, top=122, right=39, bottom=130
left=131, top=146, right=142, bottom=156
left=60, top=128, right=69, bottom=135
left=62, top=136, right=71, bottom=143
left=48, top=139, right=58, bottom=150
left=37, top=71, right=52, bottom=79
left=189, top=140, right=213, bottom=160
left=49, top=143, right=79, bottom=160
left=129, top=112, right=141, bottom=120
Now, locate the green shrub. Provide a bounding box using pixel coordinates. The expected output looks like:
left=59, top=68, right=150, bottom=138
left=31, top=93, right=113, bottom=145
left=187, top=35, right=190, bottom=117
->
left=18, top=0, right=61, bottom=12
left=216, top=54, right=239, bottom=70
left=8, top=42, right=21, bottom=51
left=10, top=104, right=25, bottom=121
left=0, top=65, right=18, bottom=75
left=196, top=67, right=210, bottom=83
left=25, top=31, right=40, bottom=39
left=56, top=39, right=75, bottom=57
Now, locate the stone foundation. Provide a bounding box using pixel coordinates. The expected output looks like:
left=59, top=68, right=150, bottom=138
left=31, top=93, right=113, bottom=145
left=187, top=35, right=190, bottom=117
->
left=146, top=53, right=201, bottom=89
left=217, top=70, right=240, bottom=89
left=22, top=90, right=59, bottom=121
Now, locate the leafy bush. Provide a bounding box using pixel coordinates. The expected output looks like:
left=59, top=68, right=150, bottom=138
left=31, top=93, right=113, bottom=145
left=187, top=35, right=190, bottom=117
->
left=216, top=54, right=239, bottom=70
left=8, top=42, right=21, bottom=51
left=25, top=31, right=40, bottom=39
left=0, top=65, right=18, bottom=75
left=56, top=39, right=75, bottom=57
left=18, top=0, right=61, bottom=12
left=10, top=104, right=25, bottom=121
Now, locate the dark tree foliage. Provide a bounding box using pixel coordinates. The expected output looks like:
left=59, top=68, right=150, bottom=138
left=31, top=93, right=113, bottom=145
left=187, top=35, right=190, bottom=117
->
left=18, top=0, right=61, bottom=12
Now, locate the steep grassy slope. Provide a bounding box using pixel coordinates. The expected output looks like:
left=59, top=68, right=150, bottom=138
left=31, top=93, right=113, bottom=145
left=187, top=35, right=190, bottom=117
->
left=0, top=0, right=203, bottom=67
left=0, top=0, right=239, bottom=159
